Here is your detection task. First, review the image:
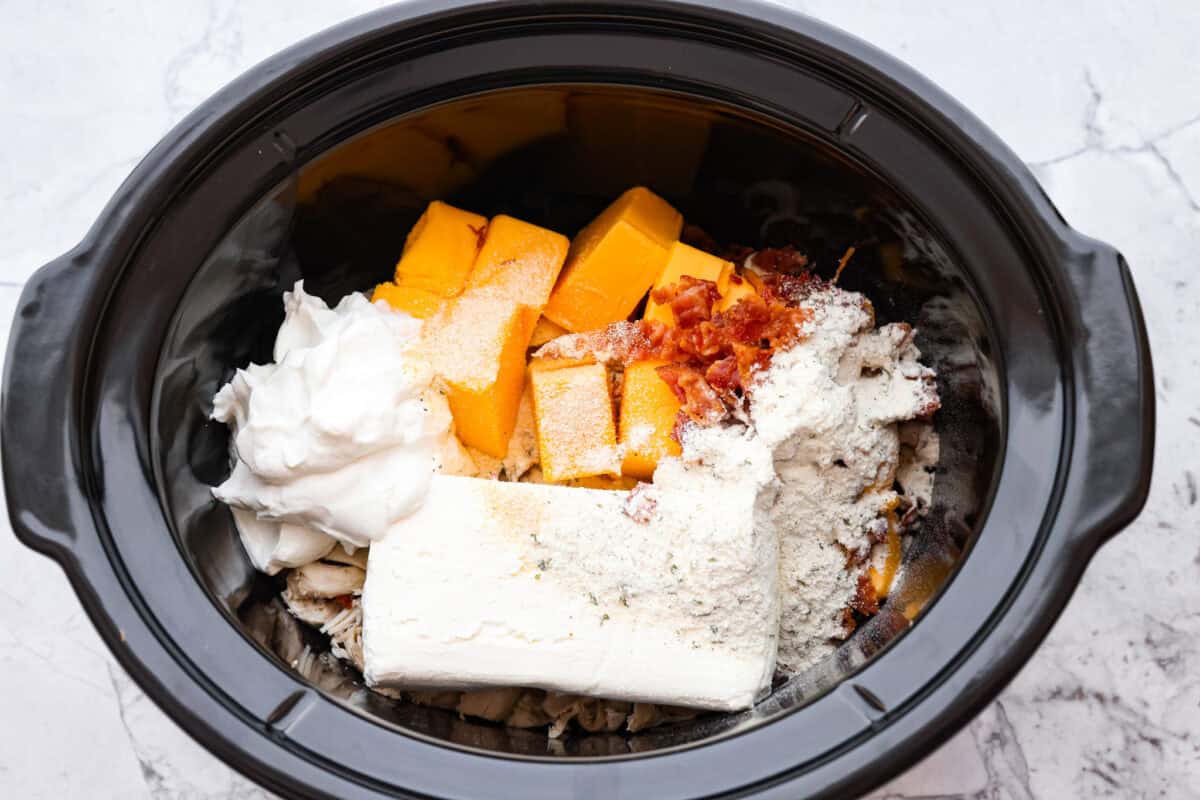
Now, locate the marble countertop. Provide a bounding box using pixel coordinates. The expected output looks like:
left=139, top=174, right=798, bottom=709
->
left=2, top=1, right=1197, bottom=797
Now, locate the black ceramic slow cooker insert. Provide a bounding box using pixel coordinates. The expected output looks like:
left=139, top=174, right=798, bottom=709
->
left=2, top=2, right=1153, bottom=798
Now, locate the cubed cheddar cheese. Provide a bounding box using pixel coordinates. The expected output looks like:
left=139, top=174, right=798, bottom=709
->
left=395, top=201, right=488, bottom=297
left=566, top=474, right=640, bottom=490
left=434, top=302, right=540, bottom=458
left=528, top=359, right=619, bottom=483
left=642, top=241, right=733, bottom=326
left=715, top=275, right=760, bottom=313
left=619, top=360, right=682, bottom=480
left=468, top=215, right=571, bottom=309
left=528, top=316, right=568, bottom=348
left=371, top=283, right=445, bottom=319
left=543, top=187, right=683, bottom=332
left=427, top=214, right=570, bottom=458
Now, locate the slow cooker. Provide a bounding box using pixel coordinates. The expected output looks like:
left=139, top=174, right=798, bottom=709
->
left=2, top=1, right=1154, bottom=797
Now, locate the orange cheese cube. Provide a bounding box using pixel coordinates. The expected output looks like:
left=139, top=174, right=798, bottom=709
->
left=424, top=215, right=568, bottom=458
left=529, top=360, right=619, bottom=483
left=543, top=187, right=683, bottom=332
left=566, top=474, right=640, bottom=490
left=528, top=316, right=568, bottom=348
left=642, top=242, right=733, bottom=326
left=619, top=360, right=682, bottom=480
left=715, top=276, right=760, bottom=313
left=371, top=283, right=445, bottom=319
left=434, top=301, right=539, bottom=458
left=467, top=215, right=570, bottom=308
left=394, top=201, right=488, bottom=297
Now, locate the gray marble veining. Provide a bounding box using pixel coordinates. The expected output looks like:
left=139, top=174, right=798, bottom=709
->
left=2, top=1, right=1197, bottom=797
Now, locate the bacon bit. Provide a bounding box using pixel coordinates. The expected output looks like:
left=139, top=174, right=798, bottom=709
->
left=852, top=573, right=880, bottom=616
left=656, top=364, right=727, bottom=427
left=755, top=271, right=824, bottom=305
left=751, top=246, right=809, bottom=275
left=623, top=485, right=659, bottom=524
left=333, top=594, right=355, bottom=610
left=704, top=356, right=740, bottom=392
left=652, top=275, right=720, bottom=328
left=840, top=606, right=858, bottom=635
left=832, top=245, right=857, bottom=285
left=539, top=250, right=821, bottom=431
left=468, top=223, right=488, bottom=249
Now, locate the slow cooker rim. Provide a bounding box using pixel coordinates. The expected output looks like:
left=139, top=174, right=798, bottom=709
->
left=2, top=1, right=1153, bottom=798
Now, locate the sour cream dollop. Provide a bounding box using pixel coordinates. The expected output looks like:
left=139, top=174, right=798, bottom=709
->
left=212, top=282, right=453, bottom=552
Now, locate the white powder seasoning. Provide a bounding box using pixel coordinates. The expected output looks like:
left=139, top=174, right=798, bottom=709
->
left=749, top=286, right=939, bottom=674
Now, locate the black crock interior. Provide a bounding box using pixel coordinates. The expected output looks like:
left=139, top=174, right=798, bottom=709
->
left=154, top=84, right=1002, bottom=756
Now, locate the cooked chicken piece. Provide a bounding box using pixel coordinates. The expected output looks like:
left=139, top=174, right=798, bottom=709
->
left=543, top=694, right=631, bottom=737
left=280, top=591, right=342, bottom=627
left=626, top=702, right=699, bottom=732
left=409, top=690, right=463, bottom=710
left=288, top=561, right=365, bottom=598
left=503, top=689, right=551, bottom=728
left=456, top=687, right=522, bottom=722
left=322, top=546, right=369, bottom=570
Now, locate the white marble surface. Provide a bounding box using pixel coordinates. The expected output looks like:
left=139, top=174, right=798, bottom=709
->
left=2, top=1, right=1198, bottom=797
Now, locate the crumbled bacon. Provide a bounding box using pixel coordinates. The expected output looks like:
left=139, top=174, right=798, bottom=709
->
left=755, top=271, right=825, bottom=305
left=751, top=246, right=809, bottom=275
left=851, top=574, right=880, bottom=616
left=656, top=364, right=727, bottom=427
left=333, top=594, right=355, bottom=610
left=704, top=356, right=740, bottom=392
left=536, top=249, right=821, bottom=431
left=652, top=275, right=720, bottom=329
left=840, top=606, right=858, bottom=635
left=623, top=485, right=659, bottom=524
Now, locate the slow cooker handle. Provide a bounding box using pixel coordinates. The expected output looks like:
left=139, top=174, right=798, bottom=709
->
left=1056, top=241, right=1154, bottom=547
left=2, top=247, right=97, bottom=560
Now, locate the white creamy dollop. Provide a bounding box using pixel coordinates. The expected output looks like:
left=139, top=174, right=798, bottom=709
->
left=212, top=282, right=453, bottom=551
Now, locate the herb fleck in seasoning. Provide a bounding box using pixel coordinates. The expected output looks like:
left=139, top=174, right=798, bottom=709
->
left=537, top=558, right=552, bottom=571
left=600, top=613, right=610, bottom=625
left=588, top=592, right=599, bottom=606
left=530, top=533, right=540, bottom=545
left=534, top=573, right=541, bottom=581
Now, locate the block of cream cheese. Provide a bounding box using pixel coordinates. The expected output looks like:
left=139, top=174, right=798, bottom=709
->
left=362, top=467, right=779, bottom=711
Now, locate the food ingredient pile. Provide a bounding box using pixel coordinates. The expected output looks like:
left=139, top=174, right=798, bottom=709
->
left=211, top=188, right=939, bottom=736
